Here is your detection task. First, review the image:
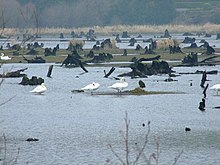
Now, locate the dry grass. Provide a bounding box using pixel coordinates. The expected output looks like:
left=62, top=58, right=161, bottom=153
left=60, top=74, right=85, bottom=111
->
left=1, top=23, right=220, bottom=36
left=157, top=39, right=179, bottom=50
left=69, top=39, right=85, bottom=47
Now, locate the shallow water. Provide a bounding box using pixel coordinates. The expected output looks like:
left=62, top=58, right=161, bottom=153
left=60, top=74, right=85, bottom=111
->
left=0, top=63, right=220, bottom=165
left=1, top=33, right=220, bottom=50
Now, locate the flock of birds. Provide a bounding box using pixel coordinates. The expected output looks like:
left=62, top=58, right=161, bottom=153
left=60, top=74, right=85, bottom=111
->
left=29, top=76, right=220, bottom=96
left=75, top=77, right=128, bottom=94
left=1, top=52, right=129, bottom=95
left=29, top=77, right=128, bottom=95
left=1, top=52, right=220, bottom=95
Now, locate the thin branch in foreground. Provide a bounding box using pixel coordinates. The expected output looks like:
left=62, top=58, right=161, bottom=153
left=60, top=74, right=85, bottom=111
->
left=172, top=150, right=184, bottom=165
left=0, top=95, right=16, bottom=107
left=133, top=121, right=151, bottom=165
left=108, top=144, right=126, bottom=165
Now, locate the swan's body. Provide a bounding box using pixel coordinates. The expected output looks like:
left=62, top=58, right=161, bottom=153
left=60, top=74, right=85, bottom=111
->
left=210, top=84, right=220, bottom=95
left=108, top=77, right=128, bottom=93
left=30, top=83, right=47, bottom=94
left=1, top=53, right=11, bottom=61
left=81, top=82, right=100, bottom=92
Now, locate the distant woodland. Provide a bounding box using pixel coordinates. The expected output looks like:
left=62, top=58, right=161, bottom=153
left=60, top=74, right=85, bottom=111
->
left=0, top=0, right=220, bottom=28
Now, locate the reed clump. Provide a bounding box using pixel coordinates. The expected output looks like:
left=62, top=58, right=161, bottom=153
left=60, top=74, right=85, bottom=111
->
left=69, top=39, right=85, bottom=47
left=156, top=38, right=179, bottom=50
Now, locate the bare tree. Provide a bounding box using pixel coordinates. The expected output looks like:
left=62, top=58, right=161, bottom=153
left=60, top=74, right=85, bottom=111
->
left=19, top=2, right=38, bottom=47
left=107, top=112, right=183, bottom=165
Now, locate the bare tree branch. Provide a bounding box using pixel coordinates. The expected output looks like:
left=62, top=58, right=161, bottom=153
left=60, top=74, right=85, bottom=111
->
left=0, top=95, right=16, bottom=107
left=108, top=144, right=126, bottom=165
left=172, top=150, right=183, bottom=165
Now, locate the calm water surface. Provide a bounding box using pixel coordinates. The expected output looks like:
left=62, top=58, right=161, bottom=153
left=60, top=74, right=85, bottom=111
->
left=0, top=63, right=220, bottom=165
left=1, top=33, right=220, bottom=50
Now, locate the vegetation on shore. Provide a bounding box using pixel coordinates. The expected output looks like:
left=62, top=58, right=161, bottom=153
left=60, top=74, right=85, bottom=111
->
left=1, top=23, right=220, bottom=36
left=1, top=46, right=216, bottom=66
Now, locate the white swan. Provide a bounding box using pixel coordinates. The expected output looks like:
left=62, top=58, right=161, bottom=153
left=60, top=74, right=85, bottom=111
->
left=108, top=77, right=128, bottom=93
left=30, top=83, right=47, bottom=94
left=1, top=53, right=11, bottom=61
left=210, top=84, right=220, bottom=95
left=81, top=82, right=100, bottom=93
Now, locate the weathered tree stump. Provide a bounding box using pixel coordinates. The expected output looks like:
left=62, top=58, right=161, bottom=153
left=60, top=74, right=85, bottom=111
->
left=182, top=52, right=198, bottom=66
left=19, top=75, right=44, bottom=85
left=199, top=98, right=205, bottom=111
left=182, top=37, right=196, bottom=43
left=163, top=29, right=171, bottom=38
left=47, top=65, right=53, bottom=78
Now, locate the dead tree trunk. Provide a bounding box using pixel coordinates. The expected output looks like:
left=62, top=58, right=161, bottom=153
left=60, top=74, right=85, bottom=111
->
left=47, top=65, right=53, bottom=77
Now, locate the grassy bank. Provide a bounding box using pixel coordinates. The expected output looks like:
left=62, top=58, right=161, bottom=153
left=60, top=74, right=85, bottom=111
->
left=1, top=47, right=215, bottom=67
left=1, top=23, right=220, bottom=36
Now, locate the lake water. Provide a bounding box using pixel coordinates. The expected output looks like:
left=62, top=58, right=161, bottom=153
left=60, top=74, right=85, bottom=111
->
left=1, top=33, right=220, bottom=50
left=0, top=63, right=220, bottom=165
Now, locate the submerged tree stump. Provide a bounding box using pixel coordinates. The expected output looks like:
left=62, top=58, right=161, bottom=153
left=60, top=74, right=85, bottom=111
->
left=47, top=65, right=53, bottom=78
left=20, top=75, right=44, bottom=85
left=118, top=59, right=173, bottom=78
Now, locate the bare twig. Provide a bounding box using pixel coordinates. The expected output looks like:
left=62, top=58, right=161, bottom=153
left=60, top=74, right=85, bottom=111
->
left=172, top=150, right=184, bottom=165
left=125, top=111, right=130, bottom=165
left=108, top=113, right=182, bottom=165
left=0, top=95, right=16, bottom=107
left=133, top=121, right=151, bottom=165
left=108, top=144, right=126, bottom=165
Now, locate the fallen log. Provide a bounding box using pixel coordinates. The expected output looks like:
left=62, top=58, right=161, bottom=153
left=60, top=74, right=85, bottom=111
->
left=0, top=68, right=27, bottom=78
left=179, top=70, right=218, bottom=75
left=199, top=55, right=220, bottom=63
left=23, top=55, right=46, bottom=63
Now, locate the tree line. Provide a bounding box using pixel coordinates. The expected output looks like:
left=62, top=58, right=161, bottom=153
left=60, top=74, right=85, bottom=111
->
left=0, top=0, right=177, bottom=28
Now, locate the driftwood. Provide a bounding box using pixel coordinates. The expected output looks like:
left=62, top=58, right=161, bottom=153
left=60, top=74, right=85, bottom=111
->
left=23, top=55, right=46, bottom=63
left=0, top=68, right=27, bottom=78
left=179, top=70, right=218, bottom=75
left=199, top=55, right=220, bottom=63
left=104, top=67, right=115, bottom=78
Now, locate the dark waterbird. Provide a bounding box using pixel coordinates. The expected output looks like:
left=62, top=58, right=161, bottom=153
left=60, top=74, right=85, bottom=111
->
left=185, top=127, right=191, bottom=132
left=138, top=80, right=146, bottom=88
